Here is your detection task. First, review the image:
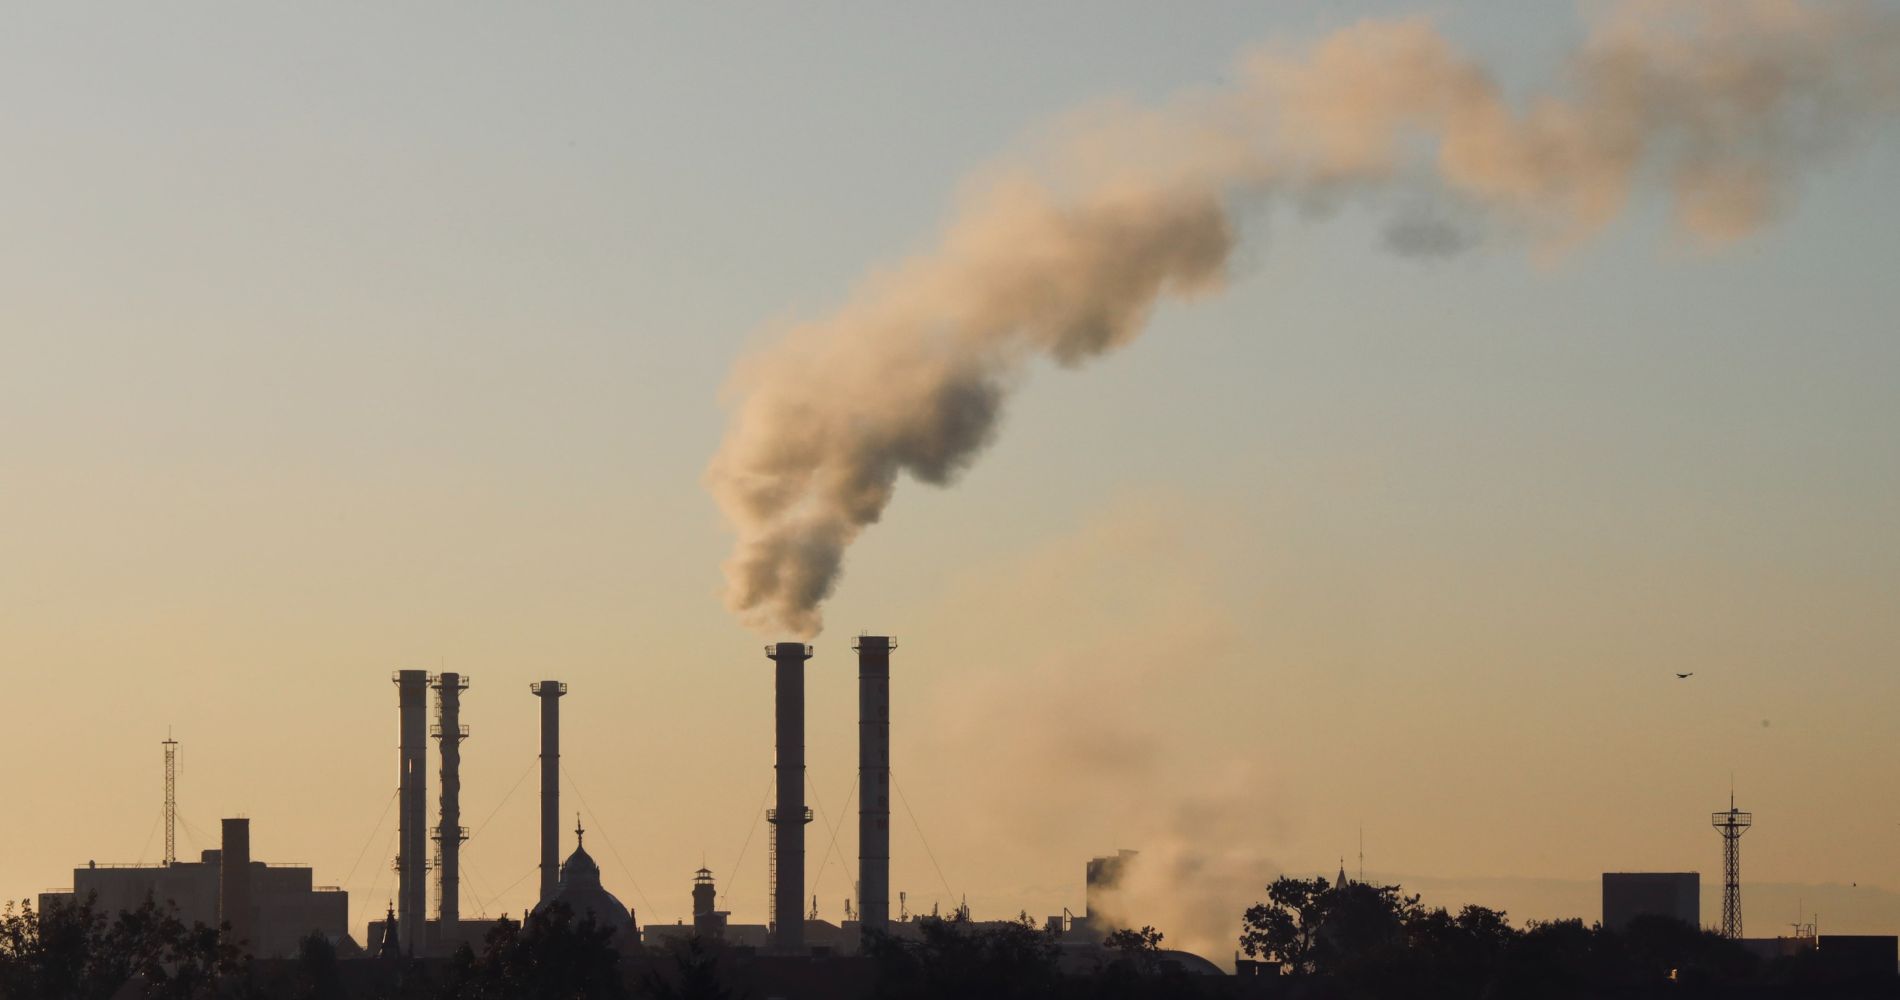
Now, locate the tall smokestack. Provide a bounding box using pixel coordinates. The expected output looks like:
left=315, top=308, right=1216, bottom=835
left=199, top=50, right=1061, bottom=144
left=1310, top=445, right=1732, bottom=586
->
left=767, top=642, right=811, bottom=953
left=433, top=673, right=469, bottom=935
left=219, top=817, right=252, bottom=952
left=531, top=680, right=566, bottom=905
left=393, top=669, right=429, bottom=955
left=856, top=636, right=893, bottom=941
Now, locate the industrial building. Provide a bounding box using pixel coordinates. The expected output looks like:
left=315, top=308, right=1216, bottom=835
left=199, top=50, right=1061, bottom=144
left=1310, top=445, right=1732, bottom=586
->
left=38, top=817, right=349, bottom=959
left=1601, top=872, right=1701, bottom=931
left=46, top=633, right=1226, bottom=971
left=368, top=672, right=642, bottom=956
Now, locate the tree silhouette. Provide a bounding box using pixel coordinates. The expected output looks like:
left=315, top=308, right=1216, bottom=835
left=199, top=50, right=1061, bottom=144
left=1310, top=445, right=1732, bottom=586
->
left=0, top=895, right=237, bottom=1000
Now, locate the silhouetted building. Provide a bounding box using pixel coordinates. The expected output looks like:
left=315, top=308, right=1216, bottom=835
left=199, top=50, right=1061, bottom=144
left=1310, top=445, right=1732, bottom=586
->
left=38, top=819, right=348, bottom=958
left=1601, top=872, right=1700, bottom=931
left=531, top=819, right=637, bottom=937
left=1818, top=935, right=1899, bottom=980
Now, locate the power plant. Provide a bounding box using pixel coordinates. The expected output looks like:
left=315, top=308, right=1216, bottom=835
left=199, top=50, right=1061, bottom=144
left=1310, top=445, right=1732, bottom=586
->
left=373, top=639, right=908, bottom=957
left=43, top=634, right=1189, bottom=969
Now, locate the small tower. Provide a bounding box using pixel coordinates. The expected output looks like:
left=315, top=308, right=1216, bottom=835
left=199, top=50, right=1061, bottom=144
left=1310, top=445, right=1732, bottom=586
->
left=692, top=867, right=726, bottom=938
left=692, top=869, right=716, bottom=920
left=1711, top=790, right=1753, bottom=939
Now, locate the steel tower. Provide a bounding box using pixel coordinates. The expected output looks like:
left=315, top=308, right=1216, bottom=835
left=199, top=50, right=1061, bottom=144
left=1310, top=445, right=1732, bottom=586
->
left=162, top=733, right=178, bottom=865
left=1711, top=791, right=1752, bottom=938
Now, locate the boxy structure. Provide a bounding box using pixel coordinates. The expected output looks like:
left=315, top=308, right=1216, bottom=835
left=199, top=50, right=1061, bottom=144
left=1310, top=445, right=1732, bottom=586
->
left=1601, top=872, right=1700, bottom=931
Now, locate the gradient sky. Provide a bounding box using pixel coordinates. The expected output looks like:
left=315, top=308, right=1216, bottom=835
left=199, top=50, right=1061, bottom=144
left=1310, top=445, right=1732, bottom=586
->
left=4, top=2, right=1898, bottom=958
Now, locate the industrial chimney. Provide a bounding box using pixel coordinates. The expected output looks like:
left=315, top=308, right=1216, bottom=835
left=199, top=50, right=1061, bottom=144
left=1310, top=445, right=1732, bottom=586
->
left=531, top=680, right=567, bottom=906
left=766, top=642, right=812, bottom=953
left=856, top=636, right=893, bottom=941
left=219, top=817, right=252, bottom=951
left=433, top=672, right=470, bottom=936
left=394, top=669, right=430, bottom=955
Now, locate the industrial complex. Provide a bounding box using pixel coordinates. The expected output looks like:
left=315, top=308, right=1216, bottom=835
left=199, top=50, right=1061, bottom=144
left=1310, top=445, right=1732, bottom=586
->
left=31, top=636, right=1896, bottom=984
left=39, top=635, right=1189, bottom=968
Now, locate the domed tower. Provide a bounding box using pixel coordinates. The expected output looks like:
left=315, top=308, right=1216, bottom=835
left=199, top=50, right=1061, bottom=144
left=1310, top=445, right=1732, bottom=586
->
left=534, top=817, right=635, bottom=936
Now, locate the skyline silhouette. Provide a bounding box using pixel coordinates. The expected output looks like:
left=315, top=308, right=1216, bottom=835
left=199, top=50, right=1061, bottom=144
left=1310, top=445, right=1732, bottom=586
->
left=6, top=0, right=1900, bottom=988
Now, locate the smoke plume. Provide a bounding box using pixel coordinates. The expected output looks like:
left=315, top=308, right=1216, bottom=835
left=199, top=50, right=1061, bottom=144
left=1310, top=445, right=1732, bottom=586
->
left=709, top=1, right=1900, bottom=635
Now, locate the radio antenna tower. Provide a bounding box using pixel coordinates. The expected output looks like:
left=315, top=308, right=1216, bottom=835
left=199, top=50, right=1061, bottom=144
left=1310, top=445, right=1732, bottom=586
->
left=162, top=730, right=179, bottom=866
left=1711, top=786, right=1752, bottom=939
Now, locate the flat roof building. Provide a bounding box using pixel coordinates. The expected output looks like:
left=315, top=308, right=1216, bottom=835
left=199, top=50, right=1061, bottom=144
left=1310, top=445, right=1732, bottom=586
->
left=1601, top=872, right=1699, bottom=932
left=38, top=819, right=348, bottom=958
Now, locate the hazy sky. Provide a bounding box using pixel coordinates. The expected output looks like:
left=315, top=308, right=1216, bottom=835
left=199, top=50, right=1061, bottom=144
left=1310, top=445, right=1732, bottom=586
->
left=4, top=2, right=1898, bottom=958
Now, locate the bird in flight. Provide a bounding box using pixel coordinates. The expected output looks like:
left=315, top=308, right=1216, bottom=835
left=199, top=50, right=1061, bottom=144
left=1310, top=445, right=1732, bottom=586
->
left=1676, top=672, right=1694, bottom=679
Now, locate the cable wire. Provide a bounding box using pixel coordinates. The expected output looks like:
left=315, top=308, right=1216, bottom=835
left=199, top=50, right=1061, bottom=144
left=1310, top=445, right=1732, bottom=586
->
left=809, top=774, right=858, bottom=900
left=721, top=775, right=776, bottom=907
left=132, top=809, right=163, bottom=865
left=489, top=865, right=540, bottom=910
left=562, top=763, right=657, bottom=920
left=892, top=771, right=957, bottom=907
left=466, top=760, right=536, bottom=845
left=363, top=821, right=402, bottom=914
left=341, top=788, right=400, bottom=892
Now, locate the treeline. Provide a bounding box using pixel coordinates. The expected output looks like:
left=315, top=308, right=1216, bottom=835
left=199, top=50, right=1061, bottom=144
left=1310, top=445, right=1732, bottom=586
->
left=0, top=899, right=1206, bottom=1000
left=4, top=881, right=1893, bottom=999
left=1239, top=875, right=1889, bottom=998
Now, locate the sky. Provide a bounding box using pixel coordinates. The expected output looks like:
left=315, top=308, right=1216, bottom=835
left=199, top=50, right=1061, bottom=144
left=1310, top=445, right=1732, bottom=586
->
left=3, top=1, right=1898, bottom=961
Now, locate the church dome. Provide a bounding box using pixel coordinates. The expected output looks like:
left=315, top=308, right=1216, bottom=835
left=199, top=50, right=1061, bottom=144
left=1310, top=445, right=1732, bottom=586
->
left=533, top=820, right=633, bottom=932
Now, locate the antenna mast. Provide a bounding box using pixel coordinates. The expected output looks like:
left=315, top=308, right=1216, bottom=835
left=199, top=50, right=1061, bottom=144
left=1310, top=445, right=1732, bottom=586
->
left=162, top=731, right=179, bottom=865
left=1711, top=787, right=1753, bottom=939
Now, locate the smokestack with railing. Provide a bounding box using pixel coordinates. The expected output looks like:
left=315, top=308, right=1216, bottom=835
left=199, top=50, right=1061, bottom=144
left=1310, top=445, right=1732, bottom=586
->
left=432, top=672, right=470, bottom=935
left=393, top=669, right=430, bottom=954
left=856, top=636, right=894, bottom=941
left=766, top=642, right=812, bottom=953
left=531, top=680, right=567, bottom=906
left=219, top=817, right=252, bottom=951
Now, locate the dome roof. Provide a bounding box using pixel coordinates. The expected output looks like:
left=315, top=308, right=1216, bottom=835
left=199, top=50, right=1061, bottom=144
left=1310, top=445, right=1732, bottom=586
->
left=533, top=820, right=633, bottom=931
left=561, top=844, right=601, bottom=881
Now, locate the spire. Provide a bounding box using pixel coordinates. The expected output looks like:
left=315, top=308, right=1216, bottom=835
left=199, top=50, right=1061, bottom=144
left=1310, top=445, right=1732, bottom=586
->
left=377, top=901, right=401, bottom=958
left=1336, top=857, right=1349, bottom=889
left=575, top=813, right=585, bottom=848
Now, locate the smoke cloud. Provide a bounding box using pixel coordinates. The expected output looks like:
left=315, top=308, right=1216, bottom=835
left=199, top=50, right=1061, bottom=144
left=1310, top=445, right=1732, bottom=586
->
left=709, top=1, right=1900, bottom=635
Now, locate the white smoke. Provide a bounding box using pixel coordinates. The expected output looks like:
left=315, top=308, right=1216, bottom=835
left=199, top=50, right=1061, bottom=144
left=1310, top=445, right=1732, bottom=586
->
left=708, top=1, right=1900, bottom=636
